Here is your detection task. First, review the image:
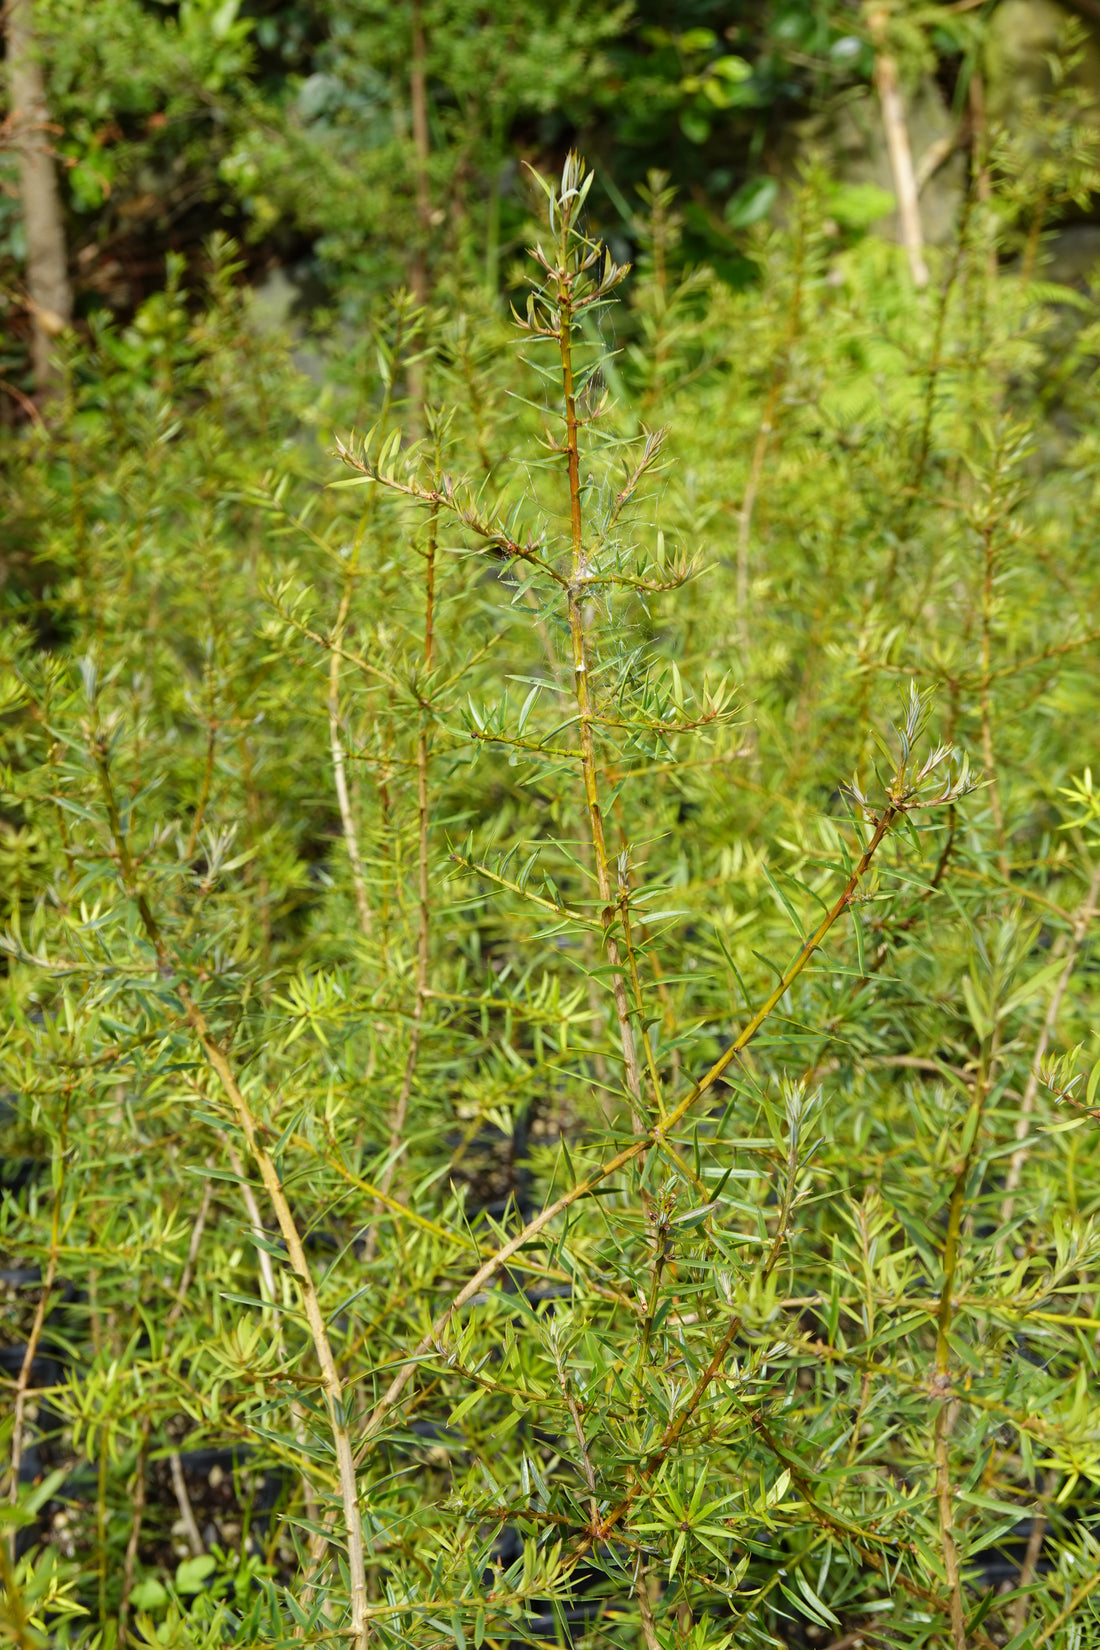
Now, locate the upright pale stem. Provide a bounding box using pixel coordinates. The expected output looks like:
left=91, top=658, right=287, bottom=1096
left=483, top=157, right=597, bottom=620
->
left=225, top=1139, right=322, bottom=1526
left=367, top=501, right=437, bottom=1254
left=633, top=1564, right=662, bottom=1650
left=117, top=1422, right=150, bottom=1644
left=94, top=746, right=369, bottom=1649
left=866, top=4, right=928, bottom=289
left=169, top=1453, right=204, bottom=1558
left=330, top=563, right=374, bottom=938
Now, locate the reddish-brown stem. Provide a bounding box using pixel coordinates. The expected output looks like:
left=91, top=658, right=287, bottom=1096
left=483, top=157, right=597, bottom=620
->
left=555, top=210, right=644, bottom=1130
left=1010, top=1470, right=1059, bottom=1637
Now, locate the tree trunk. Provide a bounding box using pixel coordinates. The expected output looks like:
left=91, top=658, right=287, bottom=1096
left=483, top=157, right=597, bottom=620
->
left=6, top=0, right=72, bottom=397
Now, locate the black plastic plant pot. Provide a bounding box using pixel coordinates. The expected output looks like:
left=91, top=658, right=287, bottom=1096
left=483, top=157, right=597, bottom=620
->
left=0, top=1159, right=46, bottom=1195
left=0, top=1344, right=64, bottom=1392
left=157, top=1445, right=289, bottom=1550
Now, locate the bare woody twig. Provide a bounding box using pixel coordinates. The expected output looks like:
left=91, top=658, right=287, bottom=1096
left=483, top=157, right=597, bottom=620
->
left=169, top=1451, right=204, bottom=1558
left=1010, top=1470, right=1059, bottom=1638
left=223, top=1141, right=323, bottom=1529
left=431, top=812, right=905, bottom=1375
left=633, top=1562, right=661, bottom=1650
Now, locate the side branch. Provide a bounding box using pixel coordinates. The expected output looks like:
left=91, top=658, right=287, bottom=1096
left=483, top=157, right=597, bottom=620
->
left=333, top=438, right=567, bottom=588
left=351, top=801, right=904, bottom=1460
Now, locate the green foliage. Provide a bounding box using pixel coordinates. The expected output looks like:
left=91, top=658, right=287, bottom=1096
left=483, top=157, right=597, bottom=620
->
left=0, top=0, right=929, bottom=365
left=4, top=48, right=1100, bottom=1650
left=36, top=0, right=255, bottom=214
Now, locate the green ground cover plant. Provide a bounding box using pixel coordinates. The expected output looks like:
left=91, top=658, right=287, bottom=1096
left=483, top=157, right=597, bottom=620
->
left=3, top=93, right=1100, bottom=1650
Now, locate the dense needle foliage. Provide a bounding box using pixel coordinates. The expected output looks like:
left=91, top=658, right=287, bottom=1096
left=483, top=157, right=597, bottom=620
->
left=4, top=51, right=1100, bottom=1650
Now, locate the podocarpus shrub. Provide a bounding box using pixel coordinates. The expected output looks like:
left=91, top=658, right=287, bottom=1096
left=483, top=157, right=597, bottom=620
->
left=2, top=141, right=1100, bottom=1650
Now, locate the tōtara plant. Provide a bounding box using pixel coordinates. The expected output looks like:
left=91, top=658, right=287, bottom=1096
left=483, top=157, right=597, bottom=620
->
left=2, top=143, right=1100, bottom=1650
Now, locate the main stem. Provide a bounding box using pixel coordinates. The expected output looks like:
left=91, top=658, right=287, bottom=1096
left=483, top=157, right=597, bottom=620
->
left=326, top=354, right=402, bottom=943
left=1000, top=860, right=1100, bottom=1229
left=556, top=238, right=645, bottom=1130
